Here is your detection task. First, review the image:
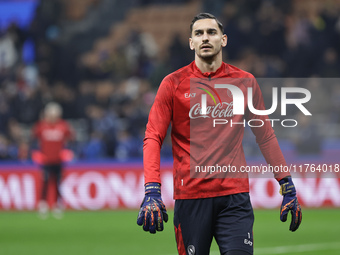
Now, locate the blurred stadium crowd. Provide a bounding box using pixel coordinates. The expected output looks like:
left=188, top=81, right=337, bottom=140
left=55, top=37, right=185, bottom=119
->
left=0, top=0, right=340, bottom=161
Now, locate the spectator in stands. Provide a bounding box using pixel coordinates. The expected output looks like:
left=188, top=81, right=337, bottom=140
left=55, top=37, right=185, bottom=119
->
left=0, top=30, right=18, bottom=71
left=0, top=134, right=11, bottom=160
left=81, top=131, right=105, bottom=159
left=7, top=22, right=27, bottom=57
left=10, top=85, right=42, bottom=125
left=319, top=48, right=340, bottom=77
left=292, top=113, right=322, bottom=155
left=0, top=95, right=10, bottom=137
left=85, top=103, right=119, bottom=157
left=115, top=129, right=141, bottom=160
left=330, top=85, right=340, bottom=124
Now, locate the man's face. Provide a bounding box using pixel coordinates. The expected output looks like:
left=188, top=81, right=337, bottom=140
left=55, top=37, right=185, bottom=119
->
left=45, top=109, right=60, bottom=123
left=189, top=19, right=227, bottom=60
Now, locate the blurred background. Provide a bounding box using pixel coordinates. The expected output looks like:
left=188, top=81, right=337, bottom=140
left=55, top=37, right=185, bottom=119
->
left=0, top=0, right=339, bottom=161
left=1, top=0, right=340, bottom=254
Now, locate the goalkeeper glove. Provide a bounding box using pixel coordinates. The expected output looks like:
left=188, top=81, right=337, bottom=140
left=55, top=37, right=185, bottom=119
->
left=279, top=176, right=302, bottom=232
left=137, top=182, right=168, bottom=234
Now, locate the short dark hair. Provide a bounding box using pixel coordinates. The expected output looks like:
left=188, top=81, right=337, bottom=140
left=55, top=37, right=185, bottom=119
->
left=190, top=13, right=224, bottom=35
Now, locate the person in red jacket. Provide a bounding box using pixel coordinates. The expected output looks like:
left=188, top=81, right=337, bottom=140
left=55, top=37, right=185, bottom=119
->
left=33, top=102, right=73, bottom=219
left=137, top=13, right=302, bottom=255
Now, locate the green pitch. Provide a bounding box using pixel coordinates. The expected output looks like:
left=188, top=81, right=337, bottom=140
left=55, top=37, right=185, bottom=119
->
left=1, top=209, right=339, bottom=255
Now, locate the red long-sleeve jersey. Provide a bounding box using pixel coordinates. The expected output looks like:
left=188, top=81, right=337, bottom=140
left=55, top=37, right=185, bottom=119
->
left=144, top=61, right=289, bottom=200
left=33, top=119, right=73, bottom=164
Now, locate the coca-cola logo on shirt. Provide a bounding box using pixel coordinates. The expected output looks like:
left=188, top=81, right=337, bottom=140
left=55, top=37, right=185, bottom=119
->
left=189, top=81, right=234, bottom=119
left=189, top=102, right=233, bottom=119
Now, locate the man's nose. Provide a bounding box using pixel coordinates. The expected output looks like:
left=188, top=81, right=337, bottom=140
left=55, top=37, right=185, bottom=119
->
left=202, top=32, right=209, bottom=42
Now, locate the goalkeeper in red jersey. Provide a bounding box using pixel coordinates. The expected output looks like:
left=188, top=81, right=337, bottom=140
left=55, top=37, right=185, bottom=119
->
left=137, top=13, right=302, bottom=255
left=33, top=102, right=73, bottom=219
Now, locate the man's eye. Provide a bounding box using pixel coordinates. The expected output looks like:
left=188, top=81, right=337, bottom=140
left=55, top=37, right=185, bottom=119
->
left=195, top=32, right=202, bottom=36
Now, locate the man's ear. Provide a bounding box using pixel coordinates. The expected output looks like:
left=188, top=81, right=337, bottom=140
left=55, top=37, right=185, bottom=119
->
left=222, top=34, right=228, bottom=47
left=189, top=37, right=194, bottom=50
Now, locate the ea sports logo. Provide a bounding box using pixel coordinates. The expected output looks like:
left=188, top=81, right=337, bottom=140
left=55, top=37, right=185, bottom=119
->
left=187, top=245, right=195, bottom=255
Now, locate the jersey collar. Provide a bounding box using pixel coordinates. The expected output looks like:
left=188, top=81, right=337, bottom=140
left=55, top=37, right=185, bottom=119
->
left=191, top=61, right=228, bottom=78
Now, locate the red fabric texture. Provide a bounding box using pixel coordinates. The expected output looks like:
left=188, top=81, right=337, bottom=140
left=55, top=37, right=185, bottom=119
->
left=175, top=224, right=186, bottom=255
left=33, top=119, right=73, bottom=164
left=144, top=61, right=289, bottom=199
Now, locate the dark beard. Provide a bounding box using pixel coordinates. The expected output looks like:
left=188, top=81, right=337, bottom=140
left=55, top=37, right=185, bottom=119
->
left=197, top=47, right=221, bottom=62
left=199, top=54, right=215, bottom=62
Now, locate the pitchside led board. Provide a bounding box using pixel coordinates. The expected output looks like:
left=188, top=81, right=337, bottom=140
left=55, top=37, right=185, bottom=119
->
left=0, top=161, right=339, bottom=211
left=0, top=78, right=339, bottom=211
